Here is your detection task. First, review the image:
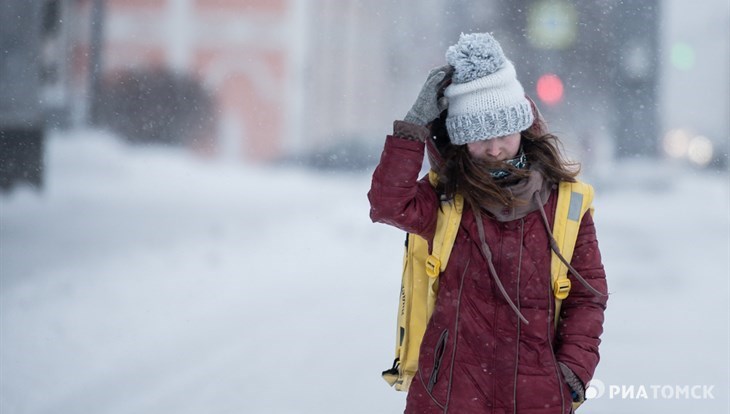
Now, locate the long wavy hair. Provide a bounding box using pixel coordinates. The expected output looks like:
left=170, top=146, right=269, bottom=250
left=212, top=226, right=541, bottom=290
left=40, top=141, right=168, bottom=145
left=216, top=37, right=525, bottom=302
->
left=429, top=105, right=580, bottom=209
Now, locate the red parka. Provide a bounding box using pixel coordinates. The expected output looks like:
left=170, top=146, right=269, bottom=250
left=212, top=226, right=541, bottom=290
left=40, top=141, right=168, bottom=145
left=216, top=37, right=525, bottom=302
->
left=368, top=130, right=607, bottom=414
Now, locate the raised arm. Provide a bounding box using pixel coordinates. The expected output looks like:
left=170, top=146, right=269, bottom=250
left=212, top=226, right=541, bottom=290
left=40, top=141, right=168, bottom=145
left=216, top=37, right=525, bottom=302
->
left=367, top=121, right=439, bottom=239
left=368, top=65, right=453, bottom=239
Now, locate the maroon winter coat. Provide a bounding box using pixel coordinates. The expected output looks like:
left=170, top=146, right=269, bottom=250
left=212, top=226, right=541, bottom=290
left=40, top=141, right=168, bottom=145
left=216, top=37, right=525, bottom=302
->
left=368, top=135, right=607, bottom=414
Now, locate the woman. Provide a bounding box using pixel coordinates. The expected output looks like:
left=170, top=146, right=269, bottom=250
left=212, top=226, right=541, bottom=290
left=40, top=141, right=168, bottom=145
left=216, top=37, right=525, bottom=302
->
left=368, top=33, right=608, bottom=413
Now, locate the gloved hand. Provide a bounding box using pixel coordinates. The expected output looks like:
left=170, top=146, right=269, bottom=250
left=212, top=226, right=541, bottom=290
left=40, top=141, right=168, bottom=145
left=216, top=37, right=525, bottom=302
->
left=404, top=65, right=453, bottom=126
left=558, top=362, right=586, bottom=403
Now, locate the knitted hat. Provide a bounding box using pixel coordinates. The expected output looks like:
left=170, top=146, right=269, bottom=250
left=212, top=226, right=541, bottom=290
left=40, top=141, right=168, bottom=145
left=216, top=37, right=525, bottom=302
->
left=444, top=33, right=534, bottom=145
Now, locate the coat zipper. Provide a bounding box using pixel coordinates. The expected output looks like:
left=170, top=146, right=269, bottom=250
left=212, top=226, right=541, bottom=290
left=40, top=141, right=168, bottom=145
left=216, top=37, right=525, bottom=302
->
left=427, top=329, right=449, bottom=393
left=512, top=219, right=524, bottom=414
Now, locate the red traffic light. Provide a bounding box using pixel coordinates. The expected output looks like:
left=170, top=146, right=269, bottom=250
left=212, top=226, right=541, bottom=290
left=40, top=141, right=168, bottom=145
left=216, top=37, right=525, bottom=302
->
left=536, top=73, right=564, bottom=105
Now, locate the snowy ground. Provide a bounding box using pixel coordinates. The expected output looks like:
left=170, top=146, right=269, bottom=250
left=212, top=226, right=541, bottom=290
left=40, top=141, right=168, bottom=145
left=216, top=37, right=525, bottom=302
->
left=1, top=129, right=728, bottom=414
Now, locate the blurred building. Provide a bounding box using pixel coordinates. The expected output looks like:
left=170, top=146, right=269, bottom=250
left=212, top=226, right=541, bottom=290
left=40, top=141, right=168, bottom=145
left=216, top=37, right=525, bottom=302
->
left=13, top=0, right=725, bottom=169
left=97, top=0, right=301, bottom=160
left=302, top=0, right=452, bottom=165
left=93, top=0, right=456, bottom=163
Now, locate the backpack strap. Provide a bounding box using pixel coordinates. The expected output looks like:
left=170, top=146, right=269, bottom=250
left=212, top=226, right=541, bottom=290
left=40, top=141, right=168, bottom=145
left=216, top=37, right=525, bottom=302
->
left=551, top=180, right=595, bottom=331
left=425, top=171, right=464, bottom=278
left=383, top=170, right=464, bottom=391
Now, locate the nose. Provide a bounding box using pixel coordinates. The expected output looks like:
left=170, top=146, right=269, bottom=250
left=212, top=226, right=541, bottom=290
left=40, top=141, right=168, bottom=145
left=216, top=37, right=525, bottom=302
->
left=484, top=141, right=500, bottom=157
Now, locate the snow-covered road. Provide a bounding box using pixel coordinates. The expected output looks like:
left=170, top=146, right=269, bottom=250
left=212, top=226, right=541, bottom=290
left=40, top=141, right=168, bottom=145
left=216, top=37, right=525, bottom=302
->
left=1, top=130, right=728, bottom=413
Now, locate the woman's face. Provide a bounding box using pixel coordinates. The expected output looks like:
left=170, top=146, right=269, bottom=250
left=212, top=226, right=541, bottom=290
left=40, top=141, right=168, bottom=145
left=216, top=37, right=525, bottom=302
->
left=466, top=133, right=521, bottom=161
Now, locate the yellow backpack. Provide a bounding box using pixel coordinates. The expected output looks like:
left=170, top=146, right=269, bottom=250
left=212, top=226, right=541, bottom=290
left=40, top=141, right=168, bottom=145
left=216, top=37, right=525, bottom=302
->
left=382, top=171, right=595, bottom=404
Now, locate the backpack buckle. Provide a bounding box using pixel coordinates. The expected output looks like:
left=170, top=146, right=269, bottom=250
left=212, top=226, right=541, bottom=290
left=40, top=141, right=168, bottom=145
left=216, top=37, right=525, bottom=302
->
left=554, top=278, right=571, bottom=300
left=425, top=255, right=440, bottom=278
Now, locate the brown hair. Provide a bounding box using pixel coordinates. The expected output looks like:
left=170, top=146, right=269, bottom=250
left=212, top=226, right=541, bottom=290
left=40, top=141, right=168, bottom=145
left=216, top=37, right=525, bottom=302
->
left=430, top=110, right=580, bottom=209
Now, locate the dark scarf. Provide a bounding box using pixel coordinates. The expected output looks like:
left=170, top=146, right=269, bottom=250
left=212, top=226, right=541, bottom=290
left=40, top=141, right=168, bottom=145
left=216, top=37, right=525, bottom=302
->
left=482, top=159, right=553, bottom=222
left=489, top=147, right=528, bottom=179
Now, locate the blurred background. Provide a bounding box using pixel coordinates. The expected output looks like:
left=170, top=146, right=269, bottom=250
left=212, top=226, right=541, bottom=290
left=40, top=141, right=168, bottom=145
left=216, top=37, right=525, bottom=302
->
left=1, top=0, right=728, bottom=180
left=1, top=1, right=728, bottom=413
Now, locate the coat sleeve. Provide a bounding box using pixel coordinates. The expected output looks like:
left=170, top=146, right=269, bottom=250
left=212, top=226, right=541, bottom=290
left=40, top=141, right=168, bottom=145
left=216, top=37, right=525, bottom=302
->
left=554, top=209, right=608, bottom=389
left=367, top=129, right=438, bottom=240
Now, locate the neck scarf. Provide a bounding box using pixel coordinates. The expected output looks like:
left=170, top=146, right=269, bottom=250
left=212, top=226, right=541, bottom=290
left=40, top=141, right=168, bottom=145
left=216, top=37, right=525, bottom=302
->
left=489, top=146, right=528, bottom=179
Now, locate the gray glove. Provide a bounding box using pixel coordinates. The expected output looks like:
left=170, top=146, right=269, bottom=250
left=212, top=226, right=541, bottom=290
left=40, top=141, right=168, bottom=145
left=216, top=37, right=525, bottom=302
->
left=559, top=362, right=586, bottom=402
left=404, top=65, right=453, bottom=126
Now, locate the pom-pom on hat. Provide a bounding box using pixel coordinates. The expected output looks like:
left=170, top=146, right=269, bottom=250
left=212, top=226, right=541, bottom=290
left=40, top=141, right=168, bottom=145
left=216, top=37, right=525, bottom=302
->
left=444, top=33, right=534, bottom=145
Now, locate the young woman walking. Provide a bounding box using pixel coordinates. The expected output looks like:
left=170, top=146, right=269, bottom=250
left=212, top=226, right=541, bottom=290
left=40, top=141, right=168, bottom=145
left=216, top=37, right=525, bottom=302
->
left=368, top=33, right=608, bottom=413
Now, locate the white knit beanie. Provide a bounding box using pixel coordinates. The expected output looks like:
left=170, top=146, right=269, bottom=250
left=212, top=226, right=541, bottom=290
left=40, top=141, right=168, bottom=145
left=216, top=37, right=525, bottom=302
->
left=444, top=33, right=534, bottom=145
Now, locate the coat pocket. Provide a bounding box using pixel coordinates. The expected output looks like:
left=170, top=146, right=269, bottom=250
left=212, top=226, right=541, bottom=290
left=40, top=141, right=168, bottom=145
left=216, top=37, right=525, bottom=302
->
left=426, top=329, right=449, bottom=393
